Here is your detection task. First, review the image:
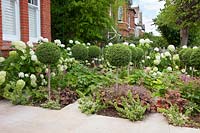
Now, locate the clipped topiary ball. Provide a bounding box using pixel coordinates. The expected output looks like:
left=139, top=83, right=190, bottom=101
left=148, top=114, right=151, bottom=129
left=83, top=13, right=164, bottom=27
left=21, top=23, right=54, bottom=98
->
left=135, top=47, right=144, bottom=61
left=105, top=44, right=131, bottom=67
left=190, top=48, right=200, bottom=69
left=129, top=46, right=137, bottom=62
left=88, top=45, right=101, bottom=59
left=71, top=44, right=88, bottom=61
left=35, top=42, right=61, bottom=64
left=180, top=48, right=193, bottom=66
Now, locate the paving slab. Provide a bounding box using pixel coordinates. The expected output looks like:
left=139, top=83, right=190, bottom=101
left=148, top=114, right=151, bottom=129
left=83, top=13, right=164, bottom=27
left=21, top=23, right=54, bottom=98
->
left=0, top=100, right=199, bottom=133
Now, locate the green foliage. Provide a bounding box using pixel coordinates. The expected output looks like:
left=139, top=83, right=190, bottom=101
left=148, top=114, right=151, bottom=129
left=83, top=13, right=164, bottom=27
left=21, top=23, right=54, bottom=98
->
left=105, top=44, right=131, bottom=67
left=78, top=93, right=106, bottom=115
left=135, top=47, right=144, bottom=62
left=71, top=44, right=88, bottom=61
left=190, top=48, right=200, bottom=69
left=158, top=105, right=188, bottom=126
left=88, top=45, right=101, bottom=59
left=40, top=100, right=61, bottom=110
left=51, top=0, right=114, bottom=43
left=179, top=48, right=193, bottom=67
left=129, top=46, right=137, bottom=63
left=35, top=42, right=61, bottom=64
left=113, top=91, right=147, bottom=121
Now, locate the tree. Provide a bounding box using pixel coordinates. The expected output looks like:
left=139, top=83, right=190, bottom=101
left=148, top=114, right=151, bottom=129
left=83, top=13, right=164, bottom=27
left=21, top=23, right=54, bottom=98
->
left=51, top=0, right=115, bottom=44
left=156, top=0, right=200, bottom=46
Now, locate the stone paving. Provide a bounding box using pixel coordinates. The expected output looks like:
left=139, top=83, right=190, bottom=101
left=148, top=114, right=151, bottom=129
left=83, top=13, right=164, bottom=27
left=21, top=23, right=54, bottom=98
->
left=0, top=100, right=199, bottom=133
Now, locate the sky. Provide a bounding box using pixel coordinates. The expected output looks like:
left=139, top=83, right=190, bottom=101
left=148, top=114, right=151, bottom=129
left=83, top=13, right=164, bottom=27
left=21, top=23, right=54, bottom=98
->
left=133, top=0, right=165, bottom=36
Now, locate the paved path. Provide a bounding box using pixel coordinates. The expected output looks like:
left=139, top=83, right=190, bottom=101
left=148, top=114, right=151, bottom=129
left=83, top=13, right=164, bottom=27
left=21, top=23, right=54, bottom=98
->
left=0, top=100, right=199, bottom=133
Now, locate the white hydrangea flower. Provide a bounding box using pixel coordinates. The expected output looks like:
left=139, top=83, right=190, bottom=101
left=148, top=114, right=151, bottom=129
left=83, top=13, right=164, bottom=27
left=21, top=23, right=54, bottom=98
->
left=108, top=42, right=113, bottom=46
left=16, top=79, right=26, bottom=90
left=25, top=74, right=29, bottom=77
left=87, top=43, right=91, bottom=46
left=40, top=74, right=44, bottom=79
left=167, top=67, right=172, bottom=72
left=29, top=50, right=35, bottom=55
left=142, top=60, right=145, bottom=63
left=182, top=45, right=187, bottom=49
left=123, top=42, right=129, bottom=45
left=69, top=40, right=73, bottom=44
left=153, top=60, right=160, bottom=65
left=173, top=54, right=179, bottom=60
left=27, top=41, right=34, bottom=48
left=60, top=44, right=65, bottom=48
left=75, top=40, right=80, bottom=44
left=154, top=47, right=159, bottom=52
left=153, top=67, right=158, bottom=72
left=175, top=66, right=179, bottom=69
left=30, top=74, right=37, bottom=81
left=164, top=51, right=171, bottom=57
left=157, top=71, right=162, bottom=76
left=146, top=56, right=151, bottom=59
left=54, top=39, right=61, bottom=45
left=0, top=75, right=5, bottom=86
left=51, top=72, right=56, bottom=77
left=167, top=45, right=175, bottom=52
left=145, top=39, right=151, bottom=44
left=20, top=56, right=26, bottom=60
left=31, top=81, right=37, bottom=87
left=18, top=72, right=25, bottom=78
left=130, top=43, right=135, bottom=47
left=12, top=41, right=26, bottom=52
left=41, top=79, right=47, bottom=86
left=85, top=60, right=88, bottom=63
left=31, top=55, right=37, bottom=61
left=68, top=52, right=72, bottom=56
left=42, top=38, right=49, bottom=42
left=0, top=57, right=5, bottom=62
left=139, top=39, right=145, bottom=44
left=155, top=55, right=161, bottom=60
left=161, top=53, right=165, bottom=58
left=0, top=71, right=6, bottom=77
left=193, top=46, right=198, bottom=49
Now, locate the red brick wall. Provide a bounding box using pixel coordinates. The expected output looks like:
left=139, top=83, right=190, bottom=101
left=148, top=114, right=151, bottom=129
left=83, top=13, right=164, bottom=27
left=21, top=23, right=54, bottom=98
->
left=0, top=0, right=2, bottom=52
left=20, top=0, right=29, bottom=43
left=41, top=0, right=51, bottom=41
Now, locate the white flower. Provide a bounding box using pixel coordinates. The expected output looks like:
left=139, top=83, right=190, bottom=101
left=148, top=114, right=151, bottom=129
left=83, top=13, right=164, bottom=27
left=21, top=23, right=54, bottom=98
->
left=164, top=51, right=171, bottom=57
left=85, top=60, right=88, bottom=63
left=175, top=66, right=179, bottom=69
left=173, top=54, right=179, bottom=60
left=139, top=39, right=145, bottom=44
left=154, top=47, right=159, bottom=52
left=144, top=38, right=152, bottom=44
left=123, top=42, right=129, bottom=45
left=91, top=60, right=95, bottom=64
left=82, top=43, right=86, bottom=46
left=54, top=39, right=61, bottom=45
left=181, top=69, right=186, bottom=73
left=25, top=74, right=29, bottom=77
left=31, top=81, right=37, bottom=87
left=142, top=60, right=145, bottom=63
left=167, top=67, right=172, bottom=72
left=130, top=43, right=135, bottom=47
left=31, top=55, right=37, bottom=61
left=145, top=67, right=151, bottom=73
left=0, top=71, right=7, bottom=77
left=20, top=56, right=26, bottom=60
left=12, top=41, right=26, bottom=52
left=167, top=45, right=175, bottom=52
left=152, top=72, right=157, bottom=77
left=108, top=42, right=113, bottom=46
left=27, top=41, right=34, bottom=48
left=40, top=74, right=44, bottom=79
left=67, top=47, right=71, bottom=51
left=68, top=52, right=72, bottom=56
left=18, top=72, right=25, bottom=78
left=182, top=45, right=187, bottom=49
left=193, top=46, right=198, bottom=49
left=146, top=56, right=151, bottom=59
left=87, top=43, right=91, bottom=46
left=157, top=71, right=162, bottom=76
left=155, top=55, right=161, bottom=60
left=0, top=57, right=5, bottom=62
left=51, top=72, right=56, bottom=77
left=69, top=40, right=73, bottom=44
left=29, top=50, right=35, bottom=55
left=75, top=40, right=80, bottom=44
left=41, top=79, right=47, bottom=85
left=161, top=53, right=165, bottom=58
left=42, top=38, right=49, bottom=42
left=30, top=74, right=37, bottom=81
left=153, top=60, right=161, bottom=65
left=153, top=67, right=158, bottom=72
left=189, top=67, right=192, bottom=71
left=16, top=79, right=26, bottom=90
left=60, top=44, right=65, bottom=48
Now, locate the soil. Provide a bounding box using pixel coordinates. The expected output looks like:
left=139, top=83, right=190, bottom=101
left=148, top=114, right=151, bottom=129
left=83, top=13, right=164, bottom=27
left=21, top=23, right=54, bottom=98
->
left=97, top=106, right=121, bottom=118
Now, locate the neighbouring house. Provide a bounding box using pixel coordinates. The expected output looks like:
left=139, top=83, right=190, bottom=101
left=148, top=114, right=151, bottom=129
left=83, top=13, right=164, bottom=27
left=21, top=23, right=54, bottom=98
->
left=0, top=0, right=51, bottom=56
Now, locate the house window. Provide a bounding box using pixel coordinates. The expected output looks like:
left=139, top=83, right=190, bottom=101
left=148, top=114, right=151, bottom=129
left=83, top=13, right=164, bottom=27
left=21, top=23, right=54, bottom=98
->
left=2, top=0, right=20, bottom=41
left=118, top=6, right=123, bottom=22
left=28, top=0, right=40, bottom=42
left=128, top=15, right=131, bottom=28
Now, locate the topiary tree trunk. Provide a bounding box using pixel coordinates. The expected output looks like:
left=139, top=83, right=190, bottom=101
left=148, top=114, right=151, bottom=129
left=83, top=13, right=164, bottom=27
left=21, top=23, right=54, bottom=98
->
left=47, top=64, right=51, bottom=100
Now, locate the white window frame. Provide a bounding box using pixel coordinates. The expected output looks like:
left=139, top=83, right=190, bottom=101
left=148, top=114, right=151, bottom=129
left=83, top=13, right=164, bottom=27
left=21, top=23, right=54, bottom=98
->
left=118, top=6, right=123, bottom=23
left=2, top=0, right=20, bottom=41
left=28, top=0, right=41, bottom=42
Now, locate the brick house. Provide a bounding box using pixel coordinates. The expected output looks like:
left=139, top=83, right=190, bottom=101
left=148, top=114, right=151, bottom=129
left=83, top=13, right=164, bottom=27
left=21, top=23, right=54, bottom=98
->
left=0, top=0, right=51, bottom=56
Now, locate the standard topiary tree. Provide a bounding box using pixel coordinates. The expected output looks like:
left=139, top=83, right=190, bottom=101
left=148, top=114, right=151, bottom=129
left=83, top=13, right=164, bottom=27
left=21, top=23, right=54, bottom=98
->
left=129, top=46, right=138, bottom=67
left=105, top=44, right=131, bottom=88
left=35, top=42, right=61, bottom=100
left=179, top=48, right=193, bottom=70
left=190, top=48, right=200, bottom=70
left=71, top=44, right=88, bottom=61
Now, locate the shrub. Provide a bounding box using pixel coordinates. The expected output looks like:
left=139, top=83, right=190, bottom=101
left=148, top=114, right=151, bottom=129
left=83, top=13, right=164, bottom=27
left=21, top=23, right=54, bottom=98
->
left=179, top=48, right=193, bottom=67
left=88, top=45, right=101, bottom=59
left=190, top=48, right=200, bottom=69
left=35, top=42, right=61, bottom=64
left=71, top=44, right=88, bottom=61
left=135, top=47, right=144, bottom=61
left=129, top=46, right=137, bottom=63
left=105, top=44, right=131, bottom=67
left=113, top=91, right=147, bottom=121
